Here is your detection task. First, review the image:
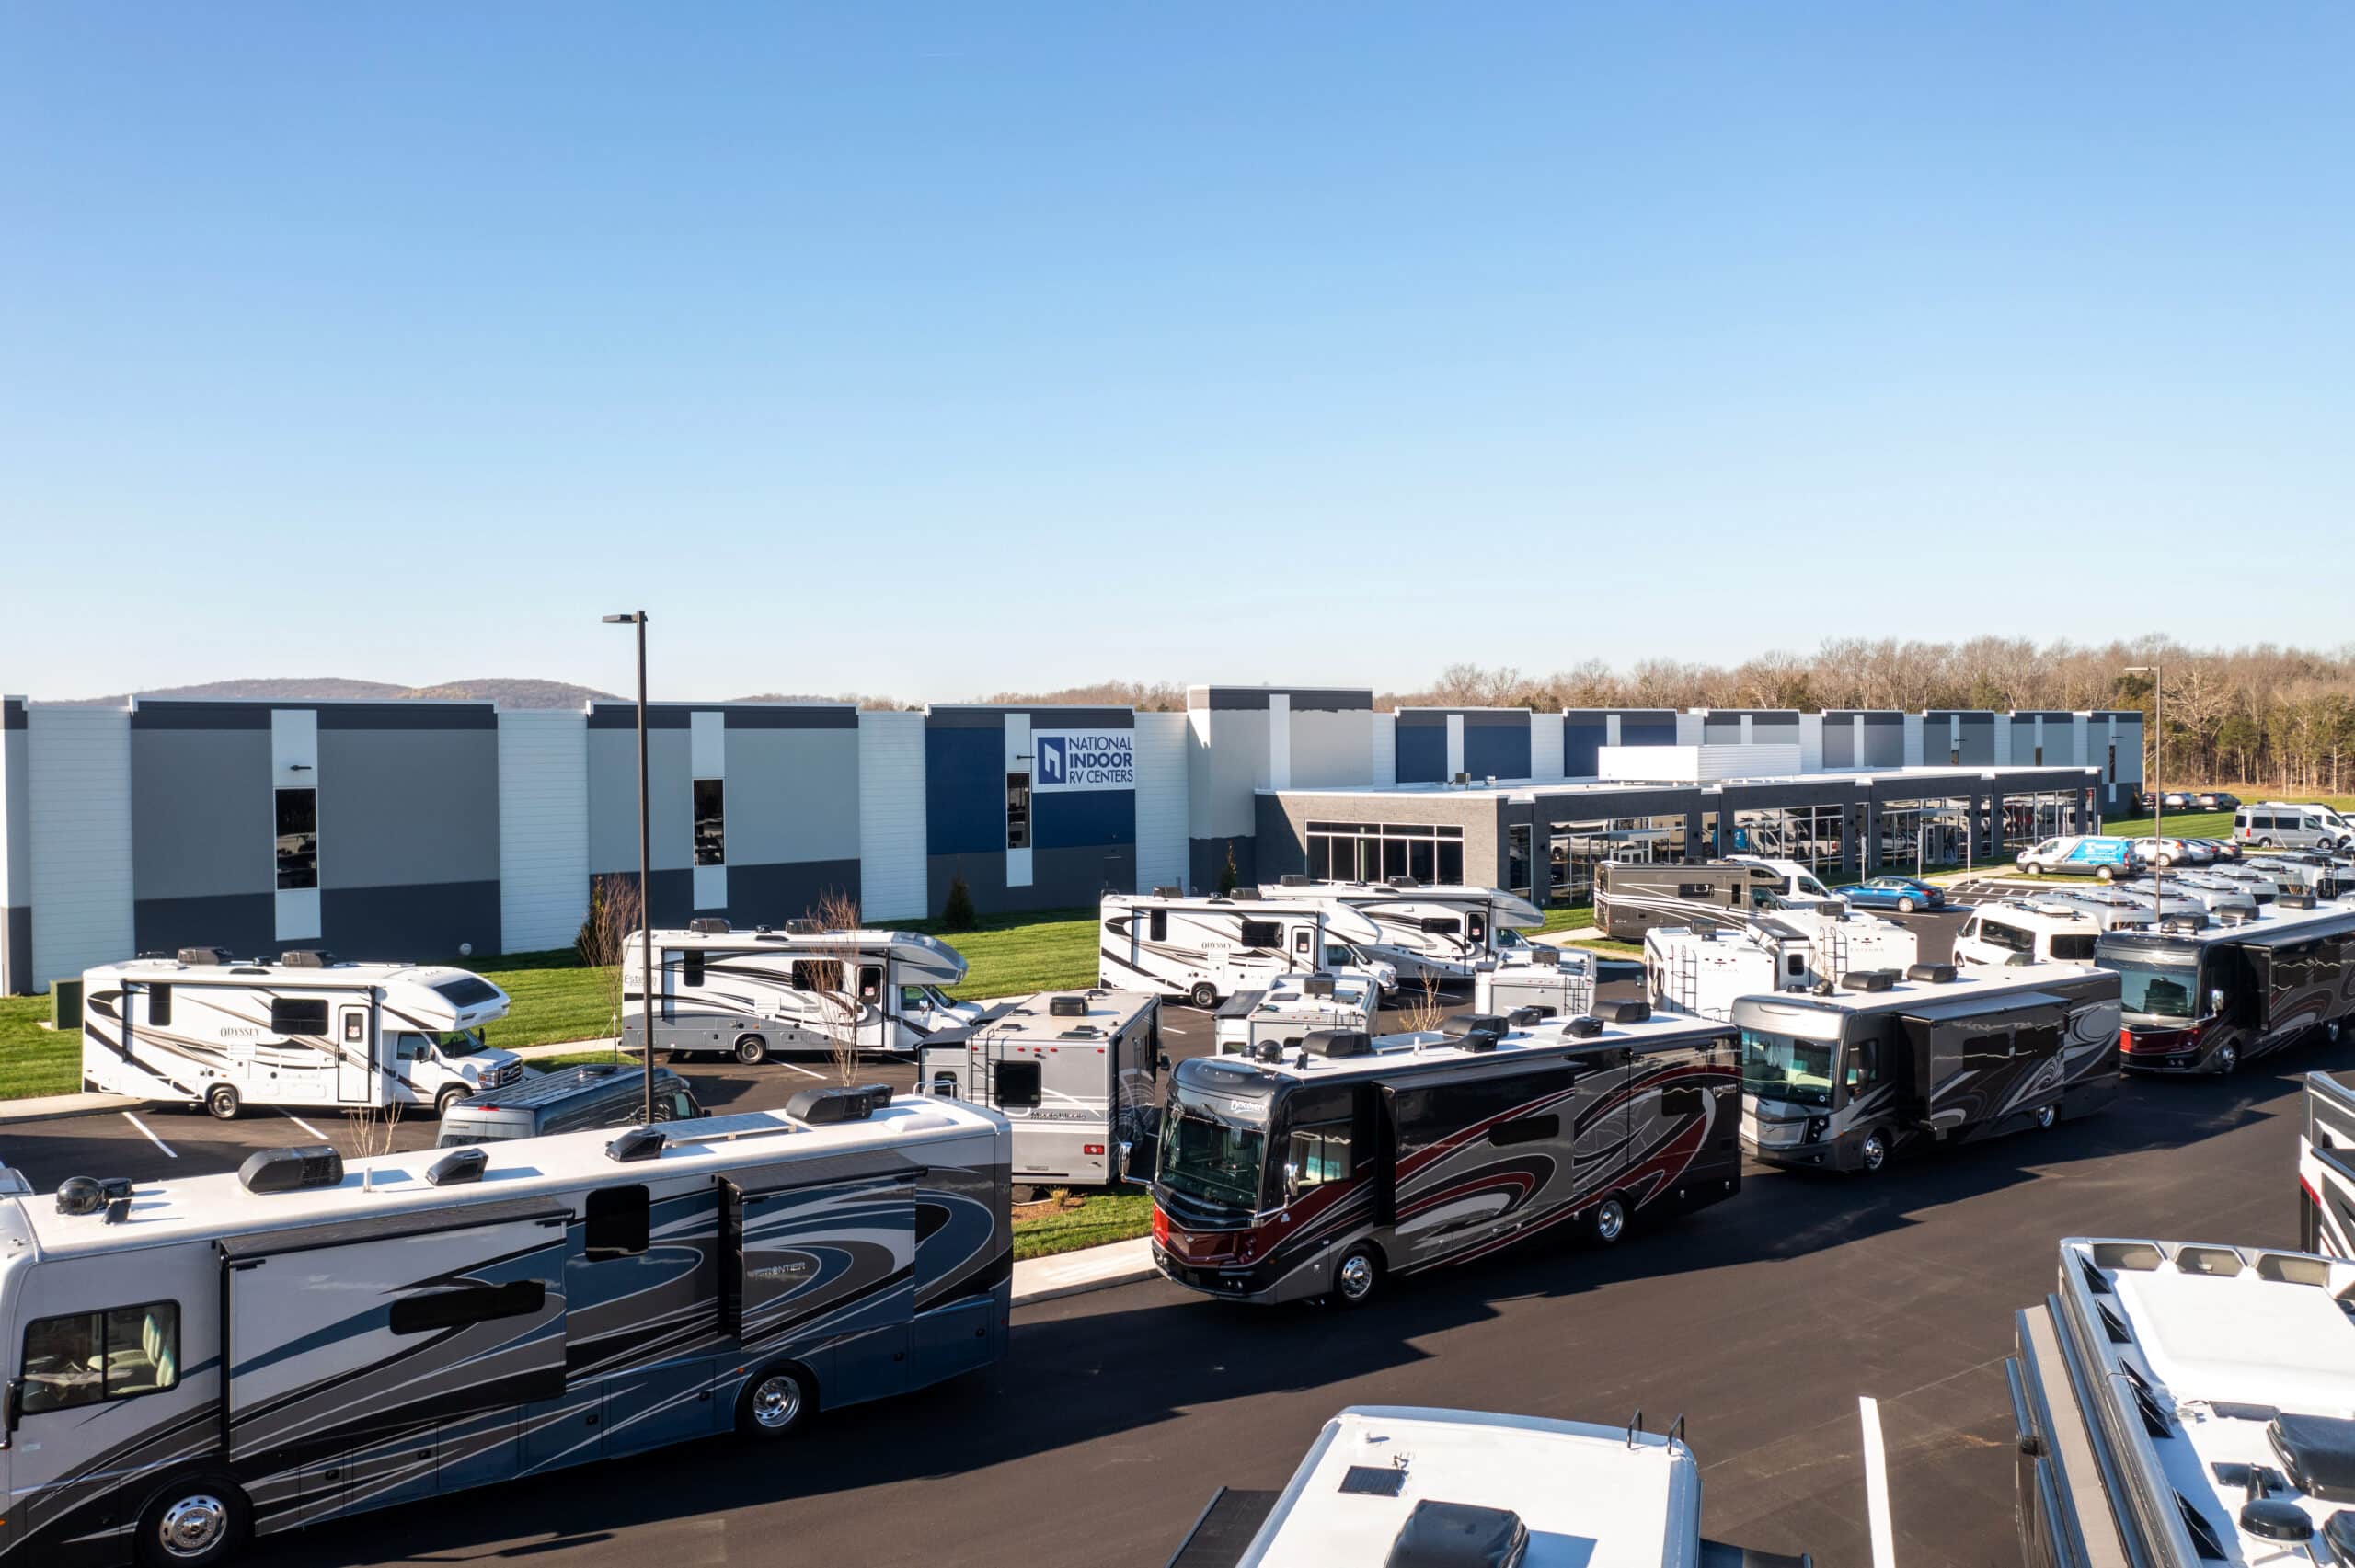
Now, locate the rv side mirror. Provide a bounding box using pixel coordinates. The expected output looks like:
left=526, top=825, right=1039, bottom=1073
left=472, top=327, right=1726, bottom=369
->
left=1119, top=1138, right=1158, bottom=1188
left=2209, top=988, right=2227, bottom=1019
left=1156, top=1052, right=1172, bottom=1073
left=3, top=1377, right=19, bottom=1438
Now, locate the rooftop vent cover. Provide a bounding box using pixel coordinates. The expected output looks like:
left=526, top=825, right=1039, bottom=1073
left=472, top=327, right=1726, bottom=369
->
left=605, top=1126, right=665, bottom=1163
left=1565, top=1015, right=1604, bottom=1038
left=427, top=1148, right=489, bottom=1187
left=1152, top=886, right=1184, bottom=899
left=1304, top=976, right=1337, bottom=999
left=1506, top=1007, right=1544, bottom=1028
left=2281, top=893, right=2318, bottom=910
left=177, top=947, right=230, bottom=967
left=1532, top=946, right=1560, bottom=968
left=1048, top=996, right=1088, bottom=1017
left=1281, top=874, right=1313, bottom=887
left=1389, top=876, right=1422, bottom=889
left=783, top=918, right=823, bottom=935
left=687, top=917, right=730, bottom=936
left=1383, top=1498, right=1530, bottom=1568
left=54, top=1175, right=133, bottom=1217
left=1906, top=964, right=1957, bottom=984
left=787, top=1082, right=894, bottom=1124
left=1842, top=971, right=1899, bottom=992
left=1596, top=999, right=1650, bottom=1024
left=238, top=1145, right=345, bottom=1195
left=1304, top=1029, right=1373, bottom=1059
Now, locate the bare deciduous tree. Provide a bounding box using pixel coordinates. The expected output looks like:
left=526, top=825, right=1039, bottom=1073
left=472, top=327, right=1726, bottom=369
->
left=575, top=875, right=644, bottom=1047
left=1397, top=975, right=1447, bottom=1035
left=804, top=887, right=871, bottom=1085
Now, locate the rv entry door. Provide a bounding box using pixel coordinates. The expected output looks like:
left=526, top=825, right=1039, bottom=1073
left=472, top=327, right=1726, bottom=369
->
left=856, top=965, right=887, bottom=1053
left=338, top=1006, right=372, bottom=1103
left=1291, top=925, right=1317, bottom=968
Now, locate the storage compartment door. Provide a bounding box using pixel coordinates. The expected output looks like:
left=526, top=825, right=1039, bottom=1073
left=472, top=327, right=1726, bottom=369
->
left=730, top=1173, right=916, bottom=1352
left=224, top=1212, right=569, bottom=1468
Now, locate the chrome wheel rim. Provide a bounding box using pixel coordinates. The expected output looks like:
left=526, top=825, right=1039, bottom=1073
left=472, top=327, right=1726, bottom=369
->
left=738, top=1039, right=764, bottom=1063
left=2218, top=1045, right=2238, bottom=1073
left=209, top=1089, right=235, bottom=1116
left=751, top=1373, right=803, bottom=1431
left=1338, top=1253, right=1374, bottom=1299
left=2036, top=1104, right=2056, bottom=1129
left=158, top=1494, right=228, bottom=1560
left=1862, top=1135, right=1886, bottom=1171
left=1595, top=1202, right=1625, bottom=1242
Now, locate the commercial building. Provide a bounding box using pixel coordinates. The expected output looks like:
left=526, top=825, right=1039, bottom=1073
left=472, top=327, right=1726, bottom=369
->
left=0, top=687, right=2142, bottom=993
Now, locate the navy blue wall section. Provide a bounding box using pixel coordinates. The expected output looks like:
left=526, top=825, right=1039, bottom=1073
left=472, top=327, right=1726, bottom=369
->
left=1396, top=719, right=1447, bottom=784
left=1037, top=787, right=1134, bottom=851
left=1564, top=719, right=1605, bottom=777
left=925, top=724, right=1007, bottom=857
left=1622, top=715, right=1679, bottom=746
left=1461, top=716, right=1529, bottom=781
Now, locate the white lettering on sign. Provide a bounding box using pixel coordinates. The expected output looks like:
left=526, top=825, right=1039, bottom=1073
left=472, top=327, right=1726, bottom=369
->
left=1033, top=730, right=1136, bottom=793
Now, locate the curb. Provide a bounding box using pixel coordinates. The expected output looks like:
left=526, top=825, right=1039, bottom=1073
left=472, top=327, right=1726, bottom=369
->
left=1008, top=1238, right=1159, bottom=1307
left=0, top=1093, right=142, bottom=1126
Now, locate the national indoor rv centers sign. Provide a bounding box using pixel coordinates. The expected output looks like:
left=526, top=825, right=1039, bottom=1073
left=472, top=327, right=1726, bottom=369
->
left=1033, top=730, right=1135, bottom=792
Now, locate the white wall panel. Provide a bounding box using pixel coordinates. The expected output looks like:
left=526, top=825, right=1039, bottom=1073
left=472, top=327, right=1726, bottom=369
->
left=857, top=712, right=927, bottom=921
left=1133, top=712, right=1189, bottom=894
left=1369, top=713, right=1396, bottom=787
left=28, top=705, right=133, bottom=988
left=1528, top=714, right=1565, bottom=784
left=498, top=711, right=590, bottom=953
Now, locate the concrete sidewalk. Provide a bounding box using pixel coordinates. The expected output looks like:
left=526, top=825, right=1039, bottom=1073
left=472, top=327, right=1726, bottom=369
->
left=1008, top=1237, right=1156, bottom=1307
left=0, top=1091, right=141, bottom=1125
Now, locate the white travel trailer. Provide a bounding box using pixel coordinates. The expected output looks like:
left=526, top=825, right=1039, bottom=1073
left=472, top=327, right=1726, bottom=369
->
left=2154, top=870, right=2260, bottom=919
left=1644, top=900, right=1919, bottom=1023
left=1213, top=973, right=1382, bottom=1057
left=2010, top=1236, right=2355, bottom=1568
left=1257, top=876, right=1545, bottom=983
left=0, top=1089, right=1012, bottom=1568
left=913, top=989, right=1163, bottom=1187
left=1162, top=1405, right=1812, bottom=1567
left=81, top=949, right=524, bottom=1120
left=619, top=919, right=973, bottom=1064
left=1953, top=899, right=2111, bottom=967
left=1099, top=892, right=1383, bottom=1008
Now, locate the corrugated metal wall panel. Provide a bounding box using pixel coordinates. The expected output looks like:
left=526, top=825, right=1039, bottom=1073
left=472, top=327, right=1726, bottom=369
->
left=29, top=706, right=133, bottom=989
left=1902, top=715, right=1925, bottom=768
left=1528, top=713, right=1564, bottom=783
left=498, top=711, right=589, bottom=953
left=1370, top=712, right=1396, bottom=786
left=858, top=711, right=927, bottom=920
left=1133, top=712, right=1189, bottom=894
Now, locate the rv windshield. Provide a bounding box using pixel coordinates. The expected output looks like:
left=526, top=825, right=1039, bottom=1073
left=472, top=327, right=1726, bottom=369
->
left=1157, top=1098, right=1269, bottom=1212
left=2095, top=955, right=2200, bottom=1020
left=430, top=1029, right=489, bottom=1057
left=1739, top=1028, right=1835, bottom=1109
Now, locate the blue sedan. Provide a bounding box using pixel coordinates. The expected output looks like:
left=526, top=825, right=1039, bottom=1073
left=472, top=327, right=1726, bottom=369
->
left=1844, top=876, right=1947, bottom=913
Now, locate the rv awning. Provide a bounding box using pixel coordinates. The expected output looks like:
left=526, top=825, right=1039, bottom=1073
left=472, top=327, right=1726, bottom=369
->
left=725, top=1150, right=924, bottom=1198
left=1900, top=990, right=2069, bottom=1026
left=217, top=1196, right=572, bottom=1260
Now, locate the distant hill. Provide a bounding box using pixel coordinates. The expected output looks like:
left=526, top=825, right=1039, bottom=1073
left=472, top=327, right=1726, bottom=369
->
left=58, top=677, right=616, bottom=709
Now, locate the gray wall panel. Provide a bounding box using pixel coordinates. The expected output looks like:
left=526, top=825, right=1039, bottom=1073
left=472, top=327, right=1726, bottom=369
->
left=133, top=890, right=278, bottom=962
left=724, top=727, right=861, bottom=866
left=130, top=727, right=273, bottom=901
left=316, top=727, right=500, bottom=889
left=713, top=858, right=865, bottom=928
left=320, top=879, right=501, bottom=963
left=589, top=726, right=693, bottom=872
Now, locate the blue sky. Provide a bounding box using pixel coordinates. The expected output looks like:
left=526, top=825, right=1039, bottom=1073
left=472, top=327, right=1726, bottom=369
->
left=5, top=4, right=2351, bottom=702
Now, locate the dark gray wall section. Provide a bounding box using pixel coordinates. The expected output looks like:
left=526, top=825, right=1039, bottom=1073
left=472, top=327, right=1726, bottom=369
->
left=928, top=705, right=1132, bottom=730
left=721, top=859, right=865, bottom=925
left=3, top=906, right=29, bottom=995
left=586, top=704, right=856, bottom=730
left=316, top=727, right=501, bottom=889
left=131, top=701, right=496, bottom=732
left=134, top=891, right=278, bottom=961
left=928, top=847, right=1134, bottom=919
left=320, top=880, right=501, bottom=962
left=132, top=726, right=273, bottom=900
left=2, top=698, right=24, bottom=730
left=1189, top=689, right=1372, bottom=712
left=1187, top=835, right=1258, bottom=895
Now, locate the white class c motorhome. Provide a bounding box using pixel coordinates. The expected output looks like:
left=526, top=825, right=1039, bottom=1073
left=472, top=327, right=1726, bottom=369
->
left=1162, top=1405, right=1811, bottom=1568
left=80, top=949, right=524, bottom=1121
left=619, top=919, right=974, bottom=1064
left=1099, top=891, right=1384, bottom=1008
left=1256, top=877, right=1544, bottom=984
left=1213, top=973, right=1382, bottom=1057
left=0, top=1088, right=1012, bottom=1568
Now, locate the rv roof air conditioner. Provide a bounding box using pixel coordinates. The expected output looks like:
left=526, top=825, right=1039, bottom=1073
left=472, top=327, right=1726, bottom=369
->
left=1281, top=874, right=1313, bottom=887
left=1390, top=876, right=1421, bottom=889
left=787, top=1082, right=894, bottom=1124
left=605, top=1126, right=665, bottom=1162
left=427, top=1148, right=489, bottom=1186
left=687, top=917, right=730, bottom=935
left=54, top=1175, right=133, bottom=1217
left=238, top=1145, right=345, bottom=1195
left=1905, top=964, right=1958, bottom=984
left=279, top=948, right=335, bottom=967
left=177, top=946, right=230, bottom=967
left=1152, top=886, right=1184, bottom=898
left=1565, top=1016, right=1604, bottom=1038
left=1842, top=971, right=1898, bottom=993
left=1303, top=1029, right=1373, bottom=1059
left=783, top=918, right=823, bottom=935
left=2281, top=893, right=2319, bottom=910
left=1304, top=976, right=1336, bottom=998
left=1532, top=946, right=1559, bottom=967
left=1049, top=996, right=1088, bottom=1018
left=1506, top=1006, right=1545, bottom=1028
left=1595, top=1000, right=1650, bottom=1024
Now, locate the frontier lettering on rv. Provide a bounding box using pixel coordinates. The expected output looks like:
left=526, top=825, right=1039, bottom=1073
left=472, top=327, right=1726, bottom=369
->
left=1034, top=730, right=1135, bottom=792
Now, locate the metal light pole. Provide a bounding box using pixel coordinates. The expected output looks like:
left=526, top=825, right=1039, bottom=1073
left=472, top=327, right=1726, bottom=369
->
left=604, top=611, right=655, bottom=1128
left=2125, top=665, right=2163, bottom=923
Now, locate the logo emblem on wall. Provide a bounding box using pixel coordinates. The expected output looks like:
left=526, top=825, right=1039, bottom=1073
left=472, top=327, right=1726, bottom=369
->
left=1031, top=730, right=1135, bottom=792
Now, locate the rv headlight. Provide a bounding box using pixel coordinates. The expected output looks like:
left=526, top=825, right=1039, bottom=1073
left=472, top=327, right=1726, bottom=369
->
left=1805, top=1116, right=1828, bottom=1142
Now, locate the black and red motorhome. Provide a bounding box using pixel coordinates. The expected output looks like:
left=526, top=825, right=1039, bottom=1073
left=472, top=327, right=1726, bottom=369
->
left=1145, top=1007, right=1741, bottom=1307
left=2095, top=901, right=2355, bottom=1075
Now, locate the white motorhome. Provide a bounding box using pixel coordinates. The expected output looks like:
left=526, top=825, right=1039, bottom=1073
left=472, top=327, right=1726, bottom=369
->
left=1099, top=891, right=1383, bottom=1008
left=913, top=988, right=1163, bottom=1187
left=1726, top=854, right=1845, bottom=908
left=1643, top=900, right=1918, bottom=1023
left=1161, top=1405, right=1811, bottom=1567
left=619, top=919, right=973, bottom=1064
left=2011, top=1236, right=2355, bottom=1568
left=1213, top=973, right=1382, bottom=1057
left=81, top=948, right=523, bottom=1120
left=1952, top=899, right=2110, bottom=967
left=2154, top=869, right=2261, bottom=919
left=1470, top=946, right=1602, bottom=1021
left=1257, top=876, right=1545, bottom=983
left=0, top=1090, right=1012, bottom=1568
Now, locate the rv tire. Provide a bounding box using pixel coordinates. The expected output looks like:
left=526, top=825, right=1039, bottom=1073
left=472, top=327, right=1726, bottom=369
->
left=1330, top=1243, right=1383, bottom=1309
left=735, top=1035, right=769, bottom=1066
left=737, top=1361, right=814, bottom=1439
left=2024, top=863, right=2042, bottom=876
left=2212, top=1041, right=2240, bottom=1075
left=2034, top=1102, right=2057, bottom=1131
left=204, top=1084, right=240, bottom=1121
left=1586, top=1195, right=1628, bottom=1245
left=435, top=1084, right=467, bottom=1116
left=1188, top=982, right=1219, bottom=1011
left=1856, top=1128, right=1890, bottom=1174
left=135, top=1474, right=247, bottom=1568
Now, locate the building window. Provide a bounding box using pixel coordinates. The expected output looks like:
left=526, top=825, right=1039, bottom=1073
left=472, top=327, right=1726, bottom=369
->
left=1005, top=773, right=1032, bottom=851
left=1304, top=822, right=1464, bottom=887
left=275, top=787, right=318, bottom=890
left=693, top=778, right=725, bottom=867
left=18, top=1302, right=179, bottom=1413
left=2108, top=743, right=2118, bottom=784
left=2033, top=745, right=2044, bottom=766
left=1506, top=825, right=1532, bottom=898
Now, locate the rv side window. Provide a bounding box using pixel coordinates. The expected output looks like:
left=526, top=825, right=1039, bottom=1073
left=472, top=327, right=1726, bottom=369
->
left=1846, top=1040, right=1881, bottom=1092
left=683, top=950, right=705, bottom=988
left=1419, top=917, right=1461, bottom=935
left=900, top=985, right=928, bottom=1011
left=1678, top=884, right=1714, bottom=898
left=148, top=983, right=172, bottom=1026
left=389, top=1282, right=546, bottom=1335
left=394, top=1032, right=429, bottom=1061
left=1237, top=921, right=1282, bottom=947
left=1786, top=955, right=1805, bottom=978
left=1980, top=921, right=2032, bottom=955
left=1488, top=1113, right=1559, bottom=1147
left=858, top=966, right=883, bottom=1002
left=19, top=1301, right=179, bottom=1413
left=994, top=1059, right=1042, bottom=1109
left=792, top=959, right=844, bottom=992
left=1148, top=909, right=1168, bottom=942
left=584, top=1185, right=651, bottom=1259
left=1283, top=1083, right=1357, bottom=1191
left=342, top=1012, right=365, bottom=1044
left=2051, top=934, right=2097, bottom=962
left=270, top=997, right=330, bottom=1036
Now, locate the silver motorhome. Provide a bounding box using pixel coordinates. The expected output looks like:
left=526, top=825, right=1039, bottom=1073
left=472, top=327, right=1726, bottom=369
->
left=81, top=949, right=523, bottom=1121
left=0, top=1090, right=1011, bottom=1568
left=1099, top=891, right=1383, bottom=1008
left=914, top=989, right=1162, bottom=1187
left=620, top=919, right=972, bottom=1064
left=1257, top=876, right=1544, bottom=983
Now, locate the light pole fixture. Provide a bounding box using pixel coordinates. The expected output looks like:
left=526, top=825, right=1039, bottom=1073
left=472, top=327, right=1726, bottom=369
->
left=2124, top=665, right=2163, bottom=922
left=604, top=611, right=655, bottom=1129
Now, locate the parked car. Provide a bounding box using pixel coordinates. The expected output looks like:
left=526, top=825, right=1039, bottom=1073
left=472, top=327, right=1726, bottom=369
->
left=2193, top=791, right=2241, bottom=812
left=2016, top=836, right=2138, bottom=879
left=1844, top=875, right=1947, bottom=913
left=2153, top=790, right=2199, bottom=812
left=2129, top=836, right=2206, bottom=868
left=437, top=1061, right=705, bottom=1147
left=2182, top=836, right=2240, bottom=861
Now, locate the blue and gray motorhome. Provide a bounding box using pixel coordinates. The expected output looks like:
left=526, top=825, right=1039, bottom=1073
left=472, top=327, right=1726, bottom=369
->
left=0, top=1089, right=1010, bottom=1567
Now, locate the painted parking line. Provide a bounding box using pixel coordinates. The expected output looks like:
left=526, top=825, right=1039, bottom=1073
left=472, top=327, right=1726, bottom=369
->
left=776, top=1060, right=825, bottom=1080
left=280, top=1112, right=327, bottom=1139
left=1858, top=1395, right=1895, bottom=1568
left=122, top=1113, right=178, bottom=1159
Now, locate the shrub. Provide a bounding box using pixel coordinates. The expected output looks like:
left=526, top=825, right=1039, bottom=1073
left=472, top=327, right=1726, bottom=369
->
left=941, top=873, right=978, bottom=932
left=1215, top=841, right=1239, bottom=897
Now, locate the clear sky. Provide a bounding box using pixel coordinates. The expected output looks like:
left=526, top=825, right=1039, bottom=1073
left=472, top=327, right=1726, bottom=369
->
left=5, top=4, right=2351, bottom=703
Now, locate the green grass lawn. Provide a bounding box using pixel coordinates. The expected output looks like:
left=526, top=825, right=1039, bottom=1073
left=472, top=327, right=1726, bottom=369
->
left=0, top=995, right=75, bottom=1101
left=1011, top=1189, right=1154, bottom=1261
